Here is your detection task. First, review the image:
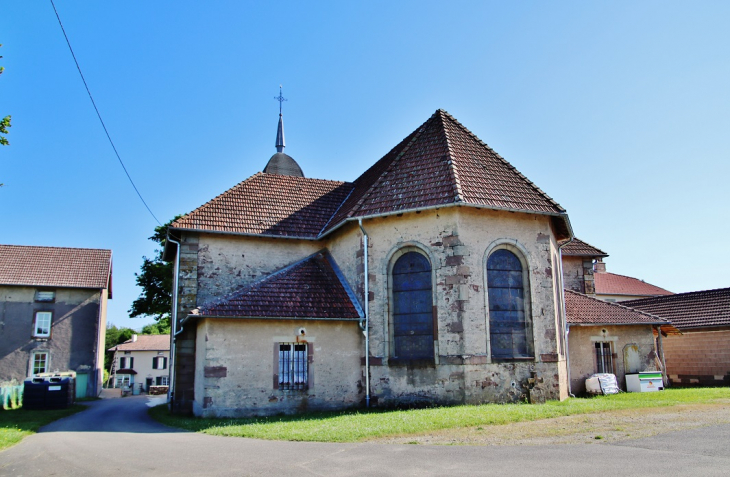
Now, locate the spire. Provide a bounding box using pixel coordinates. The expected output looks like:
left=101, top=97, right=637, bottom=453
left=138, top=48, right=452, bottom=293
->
left=264, top=85, right=304, bottom=177
left=274, top=85, right=286, bottom=153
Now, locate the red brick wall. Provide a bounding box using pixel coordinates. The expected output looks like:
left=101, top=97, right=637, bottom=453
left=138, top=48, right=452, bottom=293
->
left=663, top=330, right=730, bottom=386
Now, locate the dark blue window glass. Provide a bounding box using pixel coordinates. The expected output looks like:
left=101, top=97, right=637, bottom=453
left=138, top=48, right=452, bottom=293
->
left=392, top=252, right=434, bottom=360
left=487, top=249, right=533, bottom=359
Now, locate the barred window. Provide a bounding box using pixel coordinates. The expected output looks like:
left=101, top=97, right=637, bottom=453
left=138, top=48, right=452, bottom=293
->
left=278, top=343, right=307, bottom=390
left=595, top=342, right=613, bottom=374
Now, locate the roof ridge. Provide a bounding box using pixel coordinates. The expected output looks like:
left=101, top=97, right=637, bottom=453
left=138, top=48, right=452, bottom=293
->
left=625, top=286, right=730, bottom=304
left=437, top=110, right=463, bottom=203
left=317, top=185, right=356, bottom=238
left=340, top=111, right=435, bottom=220
left=439, top=110, right=566, bottom=213
left=565, top=289, right=669, bottom=323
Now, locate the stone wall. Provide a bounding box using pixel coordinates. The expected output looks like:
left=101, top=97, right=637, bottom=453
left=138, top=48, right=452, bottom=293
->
left=663, top=330, right=730, bottom=386
left=193, top=318, right=363, bottom=417
left=568, top=324, right=658, bottom=394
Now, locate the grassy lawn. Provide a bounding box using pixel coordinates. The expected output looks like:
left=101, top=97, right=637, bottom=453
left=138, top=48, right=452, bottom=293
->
left=0, top=405, right=86, bottom=451
left=149, top=387, right=730, bottom=443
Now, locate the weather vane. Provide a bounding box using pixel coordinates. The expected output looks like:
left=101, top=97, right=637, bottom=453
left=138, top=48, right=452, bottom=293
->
left=274, top=85, right=287, bottom=115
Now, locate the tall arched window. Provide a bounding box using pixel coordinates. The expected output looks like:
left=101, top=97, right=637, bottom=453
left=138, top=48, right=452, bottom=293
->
left=487, top=248, right=533, bottom=359
left=392, top=251, right=434, bottom=360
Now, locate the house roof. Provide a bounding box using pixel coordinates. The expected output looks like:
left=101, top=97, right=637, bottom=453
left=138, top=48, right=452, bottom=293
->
left=623, top=288, right=730, bottom=330
left=594, top=272, right=672, bottom=298
left=0, top=244, right=112, bottom=295
left=170, top=109, right=572, bottom=242
left=110, top=334, right=170, bottom=352
left=191, top=250, right=363, bottom=320
left=565, top=290, right=676, bottom=333
left=561, top=238, right=608, bottom=257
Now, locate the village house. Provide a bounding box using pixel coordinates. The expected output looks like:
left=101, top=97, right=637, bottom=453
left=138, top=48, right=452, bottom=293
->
left=109, top=334, right=170, bottom=394
left=165, top=109, right=576, bottom=417
left=0, top=245, right=112, bottom=398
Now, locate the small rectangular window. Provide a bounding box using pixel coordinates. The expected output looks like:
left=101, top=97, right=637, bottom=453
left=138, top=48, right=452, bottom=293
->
left=33, top=312, right=52, bottom=338
left=595, top=342, right=613, bottom=374
left=156, top=376, right=169, bottom=386
left=35, top=290, right=55, bottom=302
left=31, top=352, right=49, bottom=375
left=278, top=343, right=307, bottom=391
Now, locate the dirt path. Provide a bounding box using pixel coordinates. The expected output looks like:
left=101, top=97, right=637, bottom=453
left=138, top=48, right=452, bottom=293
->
left=373, top=401, right=730, bottom=446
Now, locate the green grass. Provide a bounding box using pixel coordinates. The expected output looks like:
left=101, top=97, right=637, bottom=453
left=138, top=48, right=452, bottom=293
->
left=149, top=387, right=730, bottom=443
left=0, top=405, right=86, bottom=451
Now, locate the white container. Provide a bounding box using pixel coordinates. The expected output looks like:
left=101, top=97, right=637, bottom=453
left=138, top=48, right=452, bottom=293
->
left=626, top=372, right=664, bottom=392
left=585, top=373, right=619, bottom=395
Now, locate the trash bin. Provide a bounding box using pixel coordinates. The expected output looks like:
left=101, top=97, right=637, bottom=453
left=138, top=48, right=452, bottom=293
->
left=23, top=377, right=49, bottom=410
left=22, top=375, right=75, bottom=409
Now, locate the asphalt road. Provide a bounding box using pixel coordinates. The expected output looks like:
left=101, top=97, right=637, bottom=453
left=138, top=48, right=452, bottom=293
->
left=1, top=396, right=729, bottom=476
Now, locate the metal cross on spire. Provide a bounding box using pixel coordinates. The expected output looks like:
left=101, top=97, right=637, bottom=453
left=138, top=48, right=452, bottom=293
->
left=274, top=85, right=287, bottom=115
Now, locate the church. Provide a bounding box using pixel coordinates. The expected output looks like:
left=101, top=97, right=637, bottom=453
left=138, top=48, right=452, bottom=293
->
left=164, top=104, right=581, bottom=417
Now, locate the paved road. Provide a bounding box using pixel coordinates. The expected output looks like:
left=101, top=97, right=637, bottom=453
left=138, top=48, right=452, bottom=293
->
left=1, top=396, right=729, bottom=476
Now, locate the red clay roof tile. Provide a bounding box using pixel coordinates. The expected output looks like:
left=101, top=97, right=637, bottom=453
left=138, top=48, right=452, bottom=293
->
left=172, top=110, right=571, bottom=240
left=565, top=289, right=669, bottom=326
left=561, top=238, right=608, bottom=257
left=595, top=272, right=672, bottom=297
left=194, top=251, right=362, bottom=319
left=0, top=245, right=112, bottom=293
left=623, top=288, right=730, bottom=330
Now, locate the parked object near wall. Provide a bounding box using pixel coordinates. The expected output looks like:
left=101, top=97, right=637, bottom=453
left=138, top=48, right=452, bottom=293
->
left=626, top=372, right=663, bottom=392
left=585, top=373, right=619, bottom=395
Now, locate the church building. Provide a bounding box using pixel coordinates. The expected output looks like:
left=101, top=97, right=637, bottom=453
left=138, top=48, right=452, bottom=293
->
left=165, top=105, right=576, bottom=417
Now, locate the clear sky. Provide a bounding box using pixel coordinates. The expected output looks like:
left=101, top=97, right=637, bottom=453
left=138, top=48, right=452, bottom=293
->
left=2, top=2, right=729, bottom=330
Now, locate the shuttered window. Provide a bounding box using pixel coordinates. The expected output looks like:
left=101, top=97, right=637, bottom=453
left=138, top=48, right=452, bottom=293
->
left=392, top=252, right=434, bottom=360
left=487, top=249, right=533, bottom=359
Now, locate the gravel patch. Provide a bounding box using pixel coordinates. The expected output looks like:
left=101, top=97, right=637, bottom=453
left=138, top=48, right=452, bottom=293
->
left=372, top=402, right=730, bottom=446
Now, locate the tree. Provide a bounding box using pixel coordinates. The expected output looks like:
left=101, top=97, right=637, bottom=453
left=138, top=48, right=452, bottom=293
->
left=0, top=44, right=10, bottom=148
left=129, top=216, right=181, bottom=330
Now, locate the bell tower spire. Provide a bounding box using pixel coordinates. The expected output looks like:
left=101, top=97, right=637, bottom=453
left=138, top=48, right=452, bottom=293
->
left=263, top=85, right=304, bottom=177
left=274, top=85, right=286, bottom=153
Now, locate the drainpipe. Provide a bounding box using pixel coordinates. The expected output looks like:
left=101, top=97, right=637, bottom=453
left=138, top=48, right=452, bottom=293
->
left=358, top=218, right=370, bottom=408
left=557, top=237, right=575, bottom=397
left=167, top=235, right=182, bottom=408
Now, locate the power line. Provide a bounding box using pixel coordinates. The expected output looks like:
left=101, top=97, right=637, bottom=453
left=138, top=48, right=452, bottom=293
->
left=50, top=0, right=161, bottom=225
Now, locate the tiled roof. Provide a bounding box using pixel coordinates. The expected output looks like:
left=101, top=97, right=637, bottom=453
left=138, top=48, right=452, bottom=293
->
left=0, top=245, right=112, bottom=293
left=171, top=173, right=353, bottom=238
left=561, top=238, right=608, bottom=257
left=110, top=334, right=170, bottom=352
left=594, top=272, right=672, bottom=297
left=193, top=251, right=363, bottom=320
left=565, top=289, right=670, bottom=326
left=623, top=288, right=730, bottom=330
left=171, top=110, right=571, bottom=240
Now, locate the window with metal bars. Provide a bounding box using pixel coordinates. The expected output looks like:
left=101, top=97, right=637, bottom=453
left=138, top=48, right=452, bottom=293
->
left=278, top=343, right=307, bottom=390
left=595, top=342, right=613, bottom=374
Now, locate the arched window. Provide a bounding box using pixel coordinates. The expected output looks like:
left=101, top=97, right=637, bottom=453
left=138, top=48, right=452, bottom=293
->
left=487, top=249, right=533, bottom=359
left=391, top=251, right=434, bottom=360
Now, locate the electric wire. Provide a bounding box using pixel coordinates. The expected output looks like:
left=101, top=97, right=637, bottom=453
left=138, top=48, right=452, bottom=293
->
left=50, top=0, right=161, bottom=225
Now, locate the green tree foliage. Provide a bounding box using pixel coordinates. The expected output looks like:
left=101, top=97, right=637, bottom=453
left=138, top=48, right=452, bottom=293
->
left=104, top=324, right=135, bottom=372
left=0, top=44, right=10, bottom=148
left=128, top=216, right=181, bottom=331
left=141, top=321, right=171, bottom=335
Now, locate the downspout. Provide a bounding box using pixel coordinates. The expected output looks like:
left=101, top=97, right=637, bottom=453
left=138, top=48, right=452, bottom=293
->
left=358, top=218, right=370, bottom=408
left=557, top=237, right=575, bottom=397
left=167, top=235, right=182, bottom=408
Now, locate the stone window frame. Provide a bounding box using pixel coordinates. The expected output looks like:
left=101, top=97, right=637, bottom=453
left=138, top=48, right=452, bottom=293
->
left=32, top=311, right=53, bottom=338
left=482, top=239, right=536, bottom=362
left=273, top=341, right=313, bottom=391
left=590, top=330, right=618, bottom=374
left=384, top=242, right=439, bottom=366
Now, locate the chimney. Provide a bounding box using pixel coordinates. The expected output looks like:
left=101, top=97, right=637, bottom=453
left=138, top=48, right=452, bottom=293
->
left=594, top=258, right=606, bottom=273
left=132, top=334, right=138, bottom=342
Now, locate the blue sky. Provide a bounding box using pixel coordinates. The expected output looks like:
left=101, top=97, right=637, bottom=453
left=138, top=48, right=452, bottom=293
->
left=2, top=2, right=728, bottom=330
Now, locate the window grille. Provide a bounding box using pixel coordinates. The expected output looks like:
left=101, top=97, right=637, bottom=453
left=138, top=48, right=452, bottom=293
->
left=595, top=342, right=613, bottom=374
left=278, top=343, right=307, bottom=390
